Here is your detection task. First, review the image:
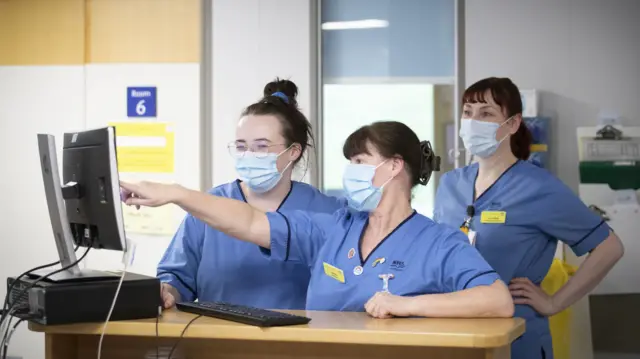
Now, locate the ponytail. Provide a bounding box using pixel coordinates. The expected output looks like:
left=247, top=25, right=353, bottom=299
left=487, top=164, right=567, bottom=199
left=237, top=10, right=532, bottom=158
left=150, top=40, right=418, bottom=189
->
left=510, top=122, right=532, bottom=160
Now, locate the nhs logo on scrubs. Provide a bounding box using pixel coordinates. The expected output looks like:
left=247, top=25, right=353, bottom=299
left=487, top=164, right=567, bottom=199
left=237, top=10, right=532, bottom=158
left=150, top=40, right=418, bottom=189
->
left=390, top=260, right=405, bottom=271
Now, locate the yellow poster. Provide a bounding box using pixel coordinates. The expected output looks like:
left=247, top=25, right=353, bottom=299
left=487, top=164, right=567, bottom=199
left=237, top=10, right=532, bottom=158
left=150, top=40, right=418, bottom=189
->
left=109, top=122, right=175, bottom=173
left=122, top=204, right=177, bottom=236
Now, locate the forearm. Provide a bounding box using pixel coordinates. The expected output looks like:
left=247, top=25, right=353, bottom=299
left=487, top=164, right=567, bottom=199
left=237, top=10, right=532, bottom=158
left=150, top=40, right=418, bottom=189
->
left=173, top=186, right=271, bottom=248
left=553, top=233, right=624, bottom=312
left=407, top=281, right=514, bottom=318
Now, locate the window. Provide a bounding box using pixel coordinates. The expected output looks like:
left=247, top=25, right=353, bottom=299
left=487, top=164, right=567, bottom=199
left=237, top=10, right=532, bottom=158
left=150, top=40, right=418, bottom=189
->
left=319, top=0, right=459, bottom=217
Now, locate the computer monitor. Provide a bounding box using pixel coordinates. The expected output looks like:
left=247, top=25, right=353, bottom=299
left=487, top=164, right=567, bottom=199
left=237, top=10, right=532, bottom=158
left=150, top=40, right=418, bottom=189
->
left=35, top=126, right=126, bottom=282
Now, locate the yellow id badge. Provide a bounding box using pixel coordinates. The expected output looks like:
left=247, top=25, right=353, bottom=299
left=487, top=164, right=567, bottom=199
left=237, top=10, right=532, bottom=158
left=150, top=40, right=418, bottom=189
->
left=323, top=262, right=345, bottom=283
left=480, top=211, right=507, bottom=224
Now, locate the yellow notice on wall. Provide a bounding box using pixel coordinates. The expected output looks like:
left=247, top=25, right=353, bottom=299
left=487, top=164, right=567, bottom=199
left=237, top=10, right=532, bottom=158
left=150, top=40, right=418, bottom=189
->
left=109, top=122, right=174, bottom=173
left=122, top=204, right=177, bottom=236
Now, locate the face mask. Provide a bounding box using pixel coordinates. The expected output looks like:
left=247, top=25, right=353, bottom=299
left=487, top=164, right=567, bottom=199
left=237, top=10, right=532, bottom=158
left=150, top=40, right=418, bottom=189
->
left=342, top=161, right=394, bottom=212
left=235, top=147, right=292, bottom=194
left=459, top=117, right=513, bottom=158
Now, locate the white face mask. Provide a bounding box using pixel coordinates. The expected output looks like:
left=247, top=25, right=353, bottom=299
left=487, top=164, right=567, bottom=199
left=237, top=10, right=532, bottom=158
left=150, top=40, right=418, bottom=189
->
left=459, top=117, right=513, bottom=158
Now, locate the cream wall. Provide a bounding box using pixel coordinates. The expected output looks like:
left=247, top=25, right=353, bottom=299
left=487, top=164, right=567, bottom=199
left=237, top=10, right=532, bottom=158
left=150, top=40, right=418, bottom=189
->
left=0, top=1, right=201, bottom=358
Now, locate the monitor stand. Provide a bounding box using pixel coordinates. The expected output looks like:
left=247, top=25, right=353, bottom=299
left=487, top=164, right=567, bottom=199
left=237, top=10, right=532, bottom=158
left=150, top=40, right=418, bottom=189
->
left=28, top=240, right=120, bottom=283
left=29, top=266, right=120, bottom=283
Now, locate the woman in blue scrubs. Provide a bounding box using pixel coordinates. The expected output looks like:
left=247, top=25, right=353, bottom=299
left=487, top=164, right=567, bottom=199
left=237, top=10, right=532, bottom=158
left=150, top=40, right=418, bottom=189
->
left=433, top=77, right=625, bottom=358
left=156, top=79, right=344, bottom=310
left=121, top=121, right=515, bottom=319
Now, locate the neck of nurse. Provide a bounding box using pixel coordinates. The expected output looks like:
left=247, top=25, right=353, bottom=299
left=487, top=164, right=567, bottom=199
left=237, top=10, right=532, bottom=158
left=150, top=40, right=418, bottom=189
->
left=367, top=192, right=413, bottom=237
left=476, top=149, right=518, bottom=182
left=244, top=176, right=292, bottom=211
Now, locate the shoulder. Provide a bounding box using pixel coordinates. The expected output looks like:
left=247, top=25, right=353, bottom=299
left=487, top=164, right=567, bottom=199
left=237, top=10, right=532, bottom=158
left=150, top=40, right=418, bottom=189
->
left=439, top=164, right=477, bottom=188
left=406, top=213, right=467, bottom=246
left=207, top=180, right=239, bottom=197
left=291, top=181, right=347, bottom=213
left=513, top=161, right=572, bottom=197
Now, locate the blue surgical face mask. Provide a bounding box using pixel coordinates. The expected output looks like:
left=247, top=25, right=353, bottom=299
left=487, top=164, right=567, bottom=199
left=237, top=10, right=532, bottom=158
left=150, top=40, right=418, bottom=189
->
left=342, top=161, right=393, bottom=212
left=235, top=147, right=293, bottom=194
left=459, top=117, right=512, bottom=158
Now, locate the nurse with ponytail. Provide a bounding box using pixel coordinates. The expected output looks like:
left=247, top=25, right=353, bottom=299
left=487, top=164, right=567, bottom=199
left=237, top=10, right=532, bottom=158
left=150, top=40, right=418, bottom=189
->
left=156, top=79, right=344, bottom=310
left=433, top=77, right=624, bottom=359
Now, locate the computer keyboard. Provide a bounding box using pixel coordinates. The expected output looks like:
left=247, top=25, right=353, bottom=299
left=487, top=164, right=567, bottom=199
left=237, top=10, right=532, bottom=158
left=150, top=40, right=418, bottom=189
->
left=175, top=301, right=311, bottom=327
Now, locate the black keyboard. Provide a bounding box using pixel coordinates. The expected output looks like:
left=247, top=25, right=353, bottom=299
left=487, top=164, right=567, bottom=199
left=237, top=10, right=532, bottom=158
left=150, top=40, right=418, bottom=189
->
left=176, top=301, right=311, bottom=327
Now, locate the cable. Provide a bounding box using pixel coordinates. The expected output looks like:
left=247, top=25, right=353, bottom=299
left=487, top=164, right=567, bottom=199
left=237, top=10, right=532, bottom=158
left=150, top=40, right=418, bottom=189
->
left=97, top=240, right=136, bottom=359
left=0, top=245, right=91, bottom=331
left=156, top=311, right=160, bottom=359
left=96, top=264, right=128, bottom=359
left=0, top=244, right=80, bottom=328
left=1, top=317, right=27, bottom=359
left=0, top=313, right=12, bottom=359
left=167, top=315, right=202, bottom=359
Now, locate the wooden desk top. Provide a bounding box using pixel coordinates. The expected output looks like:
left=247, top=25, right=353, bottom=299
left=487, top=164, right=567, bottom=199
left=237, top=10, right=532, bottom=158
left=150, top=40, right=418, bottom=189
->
left=29, top=309, right=525, bottom=349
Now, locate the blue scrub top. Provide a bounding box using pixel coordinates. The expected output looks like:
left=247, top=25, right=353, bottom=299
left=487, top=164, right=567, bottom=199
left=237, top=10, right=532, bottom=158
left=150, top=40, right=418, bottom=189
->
left=264, top=209, right=501, bottom=312
left=157, top=180, right=345, bottom=310
left=433, top=160, right=610, bottom=359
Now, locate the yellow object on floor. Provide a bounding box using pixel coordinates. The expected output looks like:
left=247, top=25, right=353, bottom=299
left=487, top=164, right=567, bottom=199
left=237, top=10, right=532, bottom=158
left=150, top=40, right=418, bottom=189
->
left=541, top=258, right=578, bottom=359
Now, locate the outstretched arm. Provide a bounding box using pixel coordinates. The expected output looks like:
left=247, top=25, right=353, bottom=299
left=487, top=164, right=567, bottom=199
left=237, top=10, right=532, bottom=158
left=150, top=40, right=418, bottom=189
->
left=121, top=181, right=334, bottom=266
left=121, top=181, right=271, bottom=248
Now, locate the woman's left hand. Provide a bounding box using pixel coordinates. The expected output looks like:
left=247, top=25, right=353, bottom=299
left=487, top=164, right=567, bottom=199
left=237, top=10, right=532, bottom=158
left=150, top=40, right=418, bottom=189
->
left=364, top=292, right=413, bottom=319
left=509, top=277, right=559, bottom=316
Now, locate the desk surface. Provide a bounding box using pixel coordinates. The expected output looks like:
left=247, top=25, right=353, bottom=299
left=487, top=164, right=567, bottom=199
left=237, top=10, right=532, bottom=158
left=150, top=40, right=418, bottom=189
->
left=30, top=309, right=525, bottom=349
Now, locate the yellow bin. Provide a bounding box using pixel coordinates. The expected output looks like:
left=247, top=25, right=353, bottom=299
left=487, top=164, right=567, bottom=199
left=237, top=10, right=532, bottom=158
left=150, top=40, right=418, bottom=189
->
left=540, top=258, right=577, bottom=359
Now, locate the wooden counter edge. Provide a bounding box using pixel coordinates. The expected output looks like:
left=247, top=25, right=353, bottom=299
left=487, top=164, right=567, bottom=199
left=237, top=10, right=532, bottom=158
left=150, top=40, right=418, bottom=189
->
left=30, top=317, right=525, bottom=349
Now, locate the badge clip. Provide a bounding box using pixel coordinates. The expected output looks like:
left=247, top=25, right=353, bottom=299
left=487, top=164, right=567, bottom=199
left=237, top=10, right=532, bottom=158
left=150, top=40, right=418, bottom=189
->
left=378, top=273, right=395, bottom=293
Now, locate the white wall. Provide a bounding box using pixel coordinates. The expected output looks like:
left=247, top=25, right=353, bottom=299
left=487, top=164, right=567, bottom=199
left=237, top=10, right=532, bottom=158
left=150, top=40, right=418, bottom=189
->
left=211, top=0, right=316, bottom=186
left=465, top=1, right=640, bottom=359
left=83, top=63, right=201, bottom=276
left=0, top=66, right=86, bottom=358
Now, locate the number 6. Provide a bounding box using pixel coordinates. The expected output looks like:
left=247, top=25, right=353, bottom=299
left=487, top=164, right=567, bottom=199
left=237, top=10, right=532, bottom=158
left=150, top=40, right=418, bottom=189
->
left=136, top=100, right=146, bottom=115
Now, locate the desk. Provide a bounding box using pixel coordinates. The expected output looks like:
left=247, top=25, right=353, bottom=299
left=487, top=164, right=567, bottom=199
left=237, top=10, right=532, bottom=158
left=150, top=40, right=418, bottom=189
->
left=30, top=309, right=525, bottom=359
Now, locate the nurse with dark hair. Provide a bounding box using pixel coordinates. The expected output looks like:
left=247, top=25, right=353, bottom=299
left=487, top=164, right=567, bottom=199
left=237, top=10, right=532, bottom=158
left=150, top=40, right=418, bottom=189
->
left=156, top=78, right=345, bottom=310
left=122, top=120, right=514, bottom=319
left=433, top=77, right=624, bottom=359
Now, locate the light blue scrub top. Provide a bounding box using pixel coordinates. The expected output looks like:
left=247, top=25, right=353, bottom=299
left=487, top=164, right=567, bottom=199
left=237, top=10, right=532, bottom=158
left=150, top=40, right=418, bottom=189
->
left=433, top=160, right=610, bottom=359
left=157, top=180, right=345, bottom=310
left=264, top=209, right=501, bottom=311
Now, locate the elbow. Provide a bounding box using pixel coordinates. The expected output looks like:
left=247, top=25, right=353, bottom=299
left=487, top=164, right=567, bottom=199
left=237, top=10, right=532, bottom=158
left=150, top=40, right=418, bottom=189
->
left=486, top=281, right=515, bottom=318
left=612, top=233, right=625, bottom=261
left=600, top=232, right=625, bottom=263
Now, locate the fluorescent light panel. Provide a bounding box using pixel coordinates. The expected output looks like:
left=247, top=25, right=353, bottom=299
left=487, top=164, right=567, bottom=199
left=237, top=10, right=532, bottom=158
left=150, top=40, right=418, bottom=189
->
left=321, top=19, right=389, bottom=30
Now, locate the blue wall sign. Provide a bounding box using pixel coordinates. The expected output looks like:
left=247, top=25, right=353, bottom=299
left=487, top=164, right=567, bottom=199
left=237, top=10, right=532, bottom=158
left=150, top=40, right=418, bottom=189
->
left=127, top=87, right=157, bottom=117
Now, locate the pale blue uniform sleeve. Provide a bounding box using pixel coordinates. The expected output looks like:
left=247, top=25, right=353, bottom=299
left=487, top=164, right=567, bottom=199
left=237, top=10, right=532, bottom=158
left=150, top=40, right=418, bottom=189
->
left=263, top=210, right=338, bottom=267
left=437, top=231, right=501, bottom=292
left=156, top=214, right=204, bottom=301
left=536, top=179, right=610, bottom=256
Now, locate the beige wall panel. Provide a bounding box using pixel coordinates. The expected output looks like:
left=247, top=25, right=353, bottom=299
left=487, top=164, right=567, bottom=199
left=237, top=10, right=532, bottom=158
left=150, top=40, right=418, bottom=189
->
left=0, top=0, right=85, bottom=65
left=86, top=0, right=200, bottom=63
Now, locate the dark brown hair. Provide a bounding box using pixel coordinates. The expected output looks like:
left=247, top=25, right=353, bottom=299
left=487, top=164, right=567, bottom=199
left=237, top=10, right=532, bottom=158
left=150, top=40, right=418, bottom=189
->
left=342, top=121, right=440, bottom=187
left=462, top=77, right=532, bottom=160
left=241, top=78, right=313, bottom=164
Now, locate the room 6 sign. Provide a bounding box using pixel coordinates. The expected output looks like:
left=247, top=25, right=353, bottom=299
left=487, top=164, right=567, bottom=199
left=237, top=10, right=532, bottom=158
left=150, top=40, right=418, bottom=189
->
left=127, top=87, right=157, bottom=117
